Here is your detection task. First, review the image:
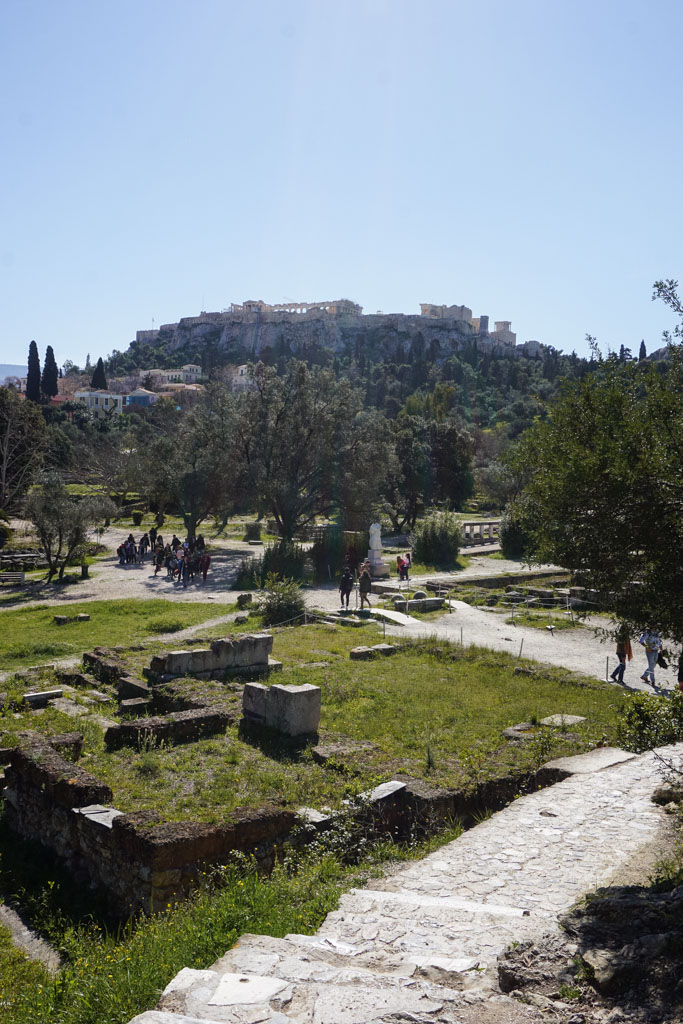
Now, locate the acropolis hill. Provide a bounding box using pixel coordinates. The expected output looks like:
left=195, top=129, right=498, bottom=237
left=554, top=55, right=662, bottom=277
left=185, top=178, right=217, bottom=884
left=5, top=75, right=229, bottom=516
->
left=132, top=299, right=546, bottom=363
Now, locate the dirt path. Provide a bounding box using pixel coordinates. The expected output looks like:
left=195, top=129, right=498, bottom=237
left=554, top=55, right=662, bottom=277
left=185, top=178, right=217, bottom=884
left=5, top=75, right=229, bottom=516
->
left=6, top=527, right=679, bottom=692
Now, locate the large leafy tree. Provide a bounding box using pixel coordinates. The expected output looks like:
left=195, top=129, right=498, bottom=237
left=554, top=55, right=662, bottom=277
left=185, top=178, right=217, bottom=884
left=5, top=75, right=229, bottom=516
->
left=41, top=344, right=59, bottom=399
left=137, top=387, right=238, bottom=539
left=26, top=340, right=41, bottom=402
left=234, top=361, right=362, bottom=539
left=508, top=343, right=683, bottom=642
left=380, top=416, right=474, bottom=532
left=0, top=388, right=47, bottom=510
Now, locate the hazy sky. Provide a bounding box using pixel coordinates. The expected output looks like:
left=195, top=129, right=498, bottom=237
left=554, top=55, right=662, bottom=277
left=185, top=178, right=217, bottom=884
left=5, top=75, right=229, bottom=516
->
left=2, top=0, right=682, bottom=371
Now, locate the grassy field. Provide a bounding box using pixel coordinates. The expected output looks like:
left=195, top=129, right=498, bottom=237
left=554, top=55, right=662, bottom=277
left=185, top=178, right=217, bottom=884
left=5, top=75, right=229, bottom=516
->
left=0, top=616, right=629, bottom=820
left=0, top=599, right=230, bottom=671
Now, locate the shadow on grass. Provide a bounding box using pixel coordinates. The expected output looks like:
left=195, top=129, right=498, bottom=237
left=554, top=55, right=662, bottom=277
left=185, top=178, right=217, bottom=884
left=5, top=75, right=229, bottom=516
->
left=237, top=720, right=318, bottom=763
left=0, top=816, right=116, bottom=938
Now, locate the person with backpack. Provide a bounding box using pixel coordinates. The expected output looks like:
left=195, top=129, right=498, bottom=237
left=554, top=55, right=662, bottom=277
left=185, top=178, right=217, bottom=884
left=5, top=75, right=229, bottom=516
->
left=339, top=567, right=354, bottom=609
left=638, top=629, right=662, bottom=686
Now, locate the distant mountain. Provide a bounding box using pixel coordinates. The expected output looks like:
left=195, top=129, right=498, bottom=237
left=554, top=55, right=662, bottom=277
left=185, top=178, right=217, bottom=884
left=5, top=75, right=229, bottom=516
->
left=0, top=364, right=26, bottom=382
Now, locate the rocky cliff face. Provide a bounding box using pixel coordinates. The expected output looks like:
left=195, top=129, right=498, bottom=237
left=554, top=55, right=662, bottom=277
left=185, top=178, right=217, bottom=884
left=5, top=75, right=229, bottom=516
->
left=148, top=311, right=484, bottom=365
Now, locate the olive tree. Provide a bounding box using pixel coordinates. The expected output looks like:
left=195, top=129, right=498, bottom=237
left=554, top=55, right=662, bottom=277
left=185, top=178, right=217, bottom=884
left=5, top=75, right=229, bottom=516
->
left=26, top=474, right=115, bottom=581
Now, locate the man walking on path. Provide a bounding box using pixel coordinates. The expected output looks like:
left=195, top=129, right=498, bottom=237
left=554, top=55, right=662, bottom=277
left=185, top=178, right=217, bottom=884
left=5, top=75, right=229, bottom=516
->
left=339, top=567, right=353, bottom=609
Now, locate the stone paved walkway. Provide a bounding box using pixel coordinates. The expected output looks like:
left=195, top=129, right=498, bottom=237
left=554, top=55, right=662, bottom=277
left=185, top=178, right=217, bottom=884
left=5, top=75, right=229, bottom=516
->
left=129, top=744, right=680, bottom=1024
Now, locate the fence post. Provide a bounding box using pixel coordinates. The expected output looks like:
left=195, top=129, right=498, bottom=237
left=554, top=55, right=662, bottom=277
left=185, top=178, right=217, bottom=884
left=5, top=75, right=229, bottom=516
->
left=519, top=639, right=524, bottom=658
left=606, top=656, right=609, bottom=681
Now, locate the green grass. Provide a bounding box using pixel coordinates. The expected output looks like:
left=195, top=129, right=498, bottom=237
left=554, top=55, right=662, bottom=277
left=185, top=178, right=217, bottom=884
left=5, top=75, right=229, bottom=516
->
left=0, top=599, right=229, bottom=670
left=504, top=610, right=582, bottom=631
left=73, top=625, right=628, bottom=821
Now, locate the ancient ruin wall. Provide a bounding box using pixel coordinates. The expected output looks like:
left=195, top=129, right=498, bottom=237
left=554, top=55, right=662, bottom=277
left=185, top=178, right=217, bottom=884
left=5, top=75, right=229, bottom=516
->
left=3, top=737, right=296, bottom=915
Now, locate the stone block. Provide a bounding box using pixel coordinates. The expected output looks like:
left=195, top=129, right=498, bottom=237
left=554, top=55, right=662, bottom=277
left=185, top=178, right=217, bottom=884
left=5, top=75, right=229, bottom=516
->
left=53, top=615, right=69, bottom=626
left=235, top=633, right=273, bottom=667
left=187, top=648, right=214, bottom=674
left=234, top=613, right=249, bottom=624
left=22, top=689, right=63, bottom=707
left=73, top=804, right=123, bottom=830
left=373, top=643, right=398, bottom=657
left=265, top=684, right=321, bottom=737
left=120, top=698, right=151, bottom=717
left=164, top=651, right=193, bottom=675
left=539, top=714, right=586, bottom=728
left=82, top=653, right=126, bottom=685
left=209, top=638, right=236, bottom=668
left=117, top=676, right=150, bottom=700
left=56, top=670, right=92, bottom=689
left=149, top=655, right=168, bottom=675
left=242, top=682, right=268, bottom=723
left=350, top=646, right=376, bottom=660
left=236, top=593, right=253, bottom=608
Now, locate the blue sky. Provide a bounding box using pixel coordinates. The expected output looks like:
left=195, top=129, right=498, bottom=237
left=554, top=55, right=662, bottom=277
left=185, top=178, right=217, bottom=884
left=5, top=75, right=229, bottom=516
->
left=1, top=0, right=682, bottom=371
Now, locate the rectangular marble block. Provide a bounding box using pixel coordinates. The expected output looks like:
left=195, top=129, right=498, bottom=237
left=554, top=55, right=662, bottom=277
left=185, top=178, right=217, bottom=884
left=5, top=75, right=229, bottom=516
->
left=266, top=684, right=321, bottom=737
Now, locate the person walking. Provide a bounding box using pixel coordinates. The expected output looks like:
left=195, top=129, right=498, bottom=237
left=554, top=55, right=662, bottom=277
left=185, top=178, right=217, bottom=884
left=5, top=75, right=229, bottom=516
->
left=339, top=567, right=353, bottom=609
left=359, top=568, right=372, bottom=609
left=199, top=550, right=211, bottom=582
left=609, top=624, right=631, bottom=684
left=638, top=629, right=662, bottom=686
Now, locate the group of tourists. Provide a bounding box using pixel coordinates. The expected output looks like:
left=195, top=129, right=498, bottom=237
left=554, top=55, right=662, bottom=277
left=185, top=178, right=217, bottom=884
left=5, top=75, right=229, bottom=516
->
left=117, top=528, right=211, bottom=586
left=610, top=627, right=683, bottom=692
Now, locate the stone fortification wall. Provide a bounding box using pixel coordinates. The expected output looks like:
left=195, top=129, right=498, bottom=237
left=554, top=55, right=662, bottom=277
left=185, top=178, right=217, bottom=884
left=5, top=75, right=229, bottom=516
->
left=3, top=736, right=296, bottom=916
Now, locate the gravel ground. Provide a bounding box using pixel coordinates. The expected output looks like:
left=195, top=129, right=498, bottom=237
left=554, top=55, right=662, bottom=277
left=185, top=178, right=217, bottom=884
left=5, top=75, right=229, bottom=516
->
left=7, top=527, right=681, bottom=693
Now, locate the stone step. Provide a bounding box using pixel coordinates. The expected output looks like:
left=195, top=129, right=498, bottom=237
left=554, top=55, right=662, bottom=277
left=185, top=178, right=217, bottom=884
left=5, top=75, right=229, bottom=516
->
left=130, top=1014, right=226, bottom=1024
left=211, top=931, right=489, bottom=992
left=316, top=902, right=543, bottom=964
left=155, top=963, right=474, bottom=1023
left=344, top=886, right=532, bottom=920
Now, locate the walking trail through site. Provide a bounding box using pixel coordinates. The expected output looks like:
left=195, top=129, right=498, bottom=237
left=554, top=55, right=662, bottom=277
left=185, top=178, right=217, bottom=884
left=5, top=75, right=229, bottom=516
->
left=129, top=743, right=681, bottom=1024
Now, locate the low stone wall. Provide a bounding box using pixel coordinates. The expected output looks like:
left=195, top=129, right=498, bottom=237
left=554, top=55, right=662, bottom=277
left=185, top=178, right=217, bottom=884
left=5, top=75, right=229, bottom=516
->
left=3, top=736, right=296, bottom=915
left=148, top=634, right=274, bottom=680
left=104, top=707, right=233, bottom=750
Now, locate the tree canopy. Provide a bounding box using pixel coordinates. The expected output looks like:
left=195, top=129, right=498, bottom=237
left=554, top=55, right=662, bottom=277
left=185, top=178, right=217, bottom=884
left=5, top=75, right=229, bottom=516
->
left=0, top=388, right=47, bottom=511
left=508, top=344, right=683, bottom=642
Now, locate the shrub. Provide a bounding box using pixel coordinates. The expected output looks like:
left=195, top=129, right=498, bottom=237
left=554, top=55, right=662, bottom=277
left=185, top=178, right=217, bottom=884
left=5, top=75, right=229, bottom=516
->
left=413, top=511, right=462, bottom=568
left=617, top=690, right=683, bottom=752
left=234, top=541, right=308, bottom=588
left=155, top=512, right=165, bottom=528
left=259, top=573, right=306, bottom=626
left=499, top=507, right=530, bottom=560
left=244, top=522, right=262, bottom=542
left=132, top=511, right=143, bottom=526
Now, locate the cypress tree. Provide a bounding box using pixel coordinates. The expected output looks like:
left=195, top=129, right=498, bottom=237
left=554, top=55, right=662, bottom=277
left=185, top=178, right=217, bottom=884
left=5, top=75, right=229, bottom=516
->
left=26, top=340, right=41, bottom=402
left=639, top=340, right=647, bottom=362
left=91, top=357, right=107, bottom=390
left=41, top=344, right=59, bottom=399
